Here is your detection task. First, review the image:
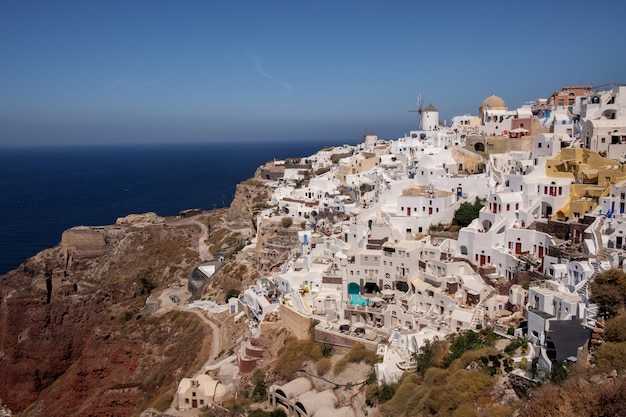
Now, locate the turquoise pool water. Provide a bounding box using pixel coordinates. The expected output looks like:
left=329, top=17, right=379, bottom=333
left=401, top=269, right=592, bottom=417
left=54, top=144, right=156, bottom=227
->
left=350, top=294, right=370, bottom=306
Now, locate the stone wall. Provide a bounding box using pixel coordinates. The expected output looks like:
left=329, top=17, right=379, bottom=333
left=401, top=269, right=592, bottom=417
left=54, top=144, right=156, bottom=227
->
left=278, top=305, right=312, bottom=340
left=61, top=227, right=107, bottom=259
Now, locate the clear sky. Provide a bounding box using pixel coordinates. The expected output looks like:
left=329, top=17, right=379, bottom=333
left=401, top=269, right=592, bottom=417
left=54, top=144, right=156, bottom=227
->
left=1, top=0, right=625, bottom=146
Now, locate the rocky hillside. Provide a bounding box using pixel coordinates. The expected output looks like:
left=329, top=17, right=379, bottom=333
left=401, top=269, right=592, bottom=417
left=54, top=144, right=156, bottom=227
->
left=0, top=169, right=292, bottom=416
left=0, top=215, right=227, bottom=415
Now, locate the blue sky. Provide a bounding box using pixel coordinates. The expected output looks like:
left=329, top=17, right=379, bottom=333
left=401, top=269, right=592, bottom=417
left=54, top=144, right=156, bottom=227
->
left=1, top=1, right=624, bottom=146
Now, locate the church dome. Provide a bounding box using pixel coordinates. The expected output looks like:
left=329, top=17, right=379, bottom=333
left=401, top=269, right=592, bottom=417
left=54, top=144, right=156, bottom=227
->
left=481, top=95, right=507, bottom=109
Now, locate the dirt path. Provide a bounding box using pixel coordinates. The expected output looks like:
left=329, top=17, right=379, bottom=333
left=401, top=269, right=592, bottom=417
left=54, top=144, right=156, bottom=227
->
left=154, top=284, right=222, bottom=363
left=157, top=292, right=224, bottom=416
left=169, top=217, right=213, bottom=262
left=182, top=307, right=222, bottom=363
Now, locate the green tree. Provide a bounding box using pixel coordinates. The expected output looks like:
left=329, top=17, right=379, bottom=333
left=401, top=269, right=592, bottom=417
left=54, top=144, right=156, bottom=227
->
left=549, top=360, right=568, bottom=385
left=443, top=328, right=496, bottom=368
left=452, top=197, right=484, bottom=228
left=414, top=338, right=446, bottom=374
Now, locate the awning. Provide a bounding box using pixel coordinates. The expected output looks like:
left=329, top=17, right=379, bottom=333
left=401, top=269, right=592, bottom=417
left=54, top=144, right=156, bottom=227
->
left=510, top=127, right=529, bottom=133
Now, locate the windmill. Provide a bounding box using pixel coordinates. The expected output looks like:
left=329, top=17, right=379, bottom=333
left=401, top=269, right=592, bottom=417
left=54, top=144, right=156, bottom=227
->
left=408, top=94, right=423, bottom=130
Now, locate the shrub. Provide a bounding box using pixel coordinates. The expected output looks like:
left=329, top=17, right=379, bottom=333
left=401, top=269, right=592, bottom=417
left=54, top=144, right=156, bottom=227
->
left=333, top=357, right=348, bottom=375
left=504, top=337, right=525, bottom=355
left=316, top=357, right=331, bottom=375
left=225, top=288, right=240, bottom=303
left=139, top=275, right=157, bottom=295
left=520, top=357, right=528, bottom=370
left=594, top=341, right=626, bottom=372
left=333, top=343, right=377, bottom=375
left=590, top=269, right=626, bottom=319
left=605, top=315, right=626, bottom=342
left=281, top=217, right=293, bottom=228
left=274, top=337, right=322, bottom=379
left=443, top=329, right=496, bottom=367
left=452, top=197, right=484, bottom=228
left=366, top=381, right=398, bottom=407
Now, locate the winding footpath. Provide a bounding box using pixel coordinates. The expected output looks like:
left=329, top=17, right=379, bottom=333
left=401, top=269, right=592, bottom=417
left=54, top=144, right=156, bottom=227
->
left=170, top=216, right=213, bottom=262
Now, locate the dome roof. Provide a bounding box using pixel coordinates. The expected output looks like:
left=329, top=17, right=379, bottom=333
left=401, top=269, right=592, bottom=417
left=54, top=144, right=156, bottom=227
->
left=481, top=95, right=507, bottom=109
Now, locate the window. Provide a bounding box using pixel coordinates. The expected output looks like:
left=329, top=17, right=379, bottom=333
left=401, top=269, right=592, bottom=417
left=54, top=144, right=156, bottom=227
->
left=538, top=143, right=542, bottom=148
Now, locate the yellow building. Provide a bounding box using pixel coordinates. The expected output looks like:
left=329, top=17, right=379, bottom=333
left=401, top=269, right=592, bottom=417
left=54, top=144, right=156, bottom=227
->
left=546, top=148, right=626, bottom=218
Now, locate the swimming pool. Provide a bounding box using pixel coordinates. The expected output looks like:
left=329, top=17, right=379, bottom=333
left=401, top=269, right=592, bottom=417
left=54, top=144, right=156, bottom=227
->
left=349, top=294, right=370, bottom=306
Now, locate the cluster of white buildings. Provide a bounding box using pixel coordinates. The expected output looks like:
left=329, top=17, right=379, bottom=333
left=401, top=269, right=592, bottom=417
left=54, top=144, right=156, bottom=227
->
left=184, top=83, right=626, bottom=412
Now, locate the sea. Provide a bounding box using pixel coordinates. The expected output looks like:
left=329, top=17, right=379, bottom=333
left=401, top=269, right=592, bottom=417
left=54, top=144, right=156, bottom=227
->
left=0, top=139, right=355, bottom=275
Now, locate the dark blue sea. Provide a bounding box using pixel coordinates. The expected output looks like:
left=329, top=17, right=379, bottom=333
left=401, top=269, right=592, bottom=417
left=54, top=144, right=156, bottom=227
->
left=0, top=139, right=354, bottom=275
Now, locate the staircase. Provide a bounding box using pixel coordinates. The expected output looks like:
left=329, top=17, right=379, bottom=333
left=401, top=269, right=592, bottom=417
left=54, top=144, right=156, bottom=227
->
left=583, top=303, right=599, bottom=329
left=579, top=261, right=607, bottom=329
left=470, top=289, right=497, bottom=329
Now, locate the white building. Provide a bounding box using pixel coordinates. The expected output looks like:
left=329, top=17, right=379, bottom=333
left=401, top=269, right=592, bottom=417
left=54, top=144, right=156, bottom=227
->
left=581, top=84, right=626, bottom=159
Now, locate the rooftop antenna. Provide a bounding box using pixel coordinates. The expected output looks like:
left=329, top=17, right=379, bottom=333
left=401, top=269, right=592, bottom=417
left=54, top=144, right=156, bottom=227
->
left=408, top=93, right=423, bottom=130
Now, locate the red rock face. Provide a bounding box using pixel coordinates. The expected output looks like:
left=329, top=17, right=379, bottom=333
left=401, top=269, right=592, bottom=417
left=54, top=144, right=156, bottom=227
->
left=0, top=294, right=98, bottom=409
left=0, top=223, right=209, bottom=416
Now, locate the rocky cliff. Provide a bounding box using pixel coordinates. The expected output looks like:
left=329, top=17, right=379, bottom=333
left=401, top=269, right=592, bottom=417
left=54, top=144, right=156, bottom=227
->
left=0, top=221, right=211, bottom=416
left=0, top=167, right=292, bottom=416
